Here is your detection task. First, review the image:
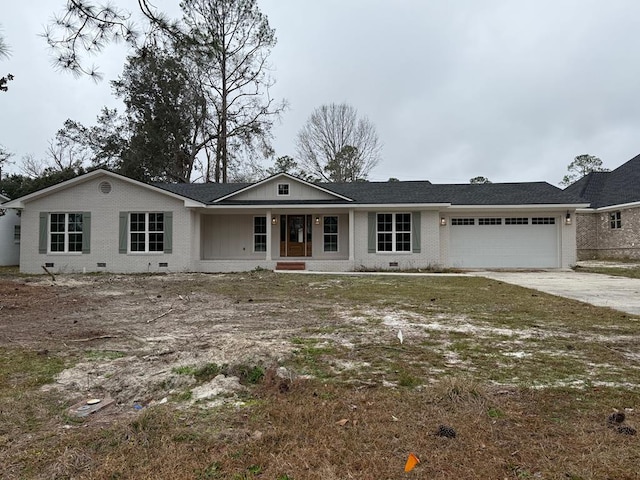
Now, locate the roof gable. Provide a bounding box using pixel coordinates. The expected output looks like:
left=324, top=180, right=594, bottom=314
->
left=2, top=169, right=206, bottom=208
left=213, top=173, right=353, bottom=203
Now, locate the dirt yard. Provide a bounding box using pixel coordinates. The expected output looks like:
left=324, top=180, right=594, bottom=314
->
left=0, top=272, right=320, bottom=408
left=1, top=270, right=639, bottom=479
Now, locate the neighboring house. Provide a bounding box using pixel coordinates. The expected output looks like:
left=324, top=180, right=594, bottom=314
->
left=2, top=169, right=587, bottom=274
left=0, top=193, right=21, bottom=266
left=565, top=154, right=640, bottom=260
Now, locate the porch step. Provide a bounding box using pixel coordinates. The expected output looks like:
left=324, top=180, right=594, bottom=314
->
left=275, top=262, right=306, bottom=271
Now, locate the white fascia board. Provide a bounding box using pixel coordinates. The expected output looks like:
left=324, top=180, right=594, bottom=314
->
left=446, top=203, right=590, bottom=210
left=204, top=203, right=452, bottom=210
left=352, top=203, right=451, bottom=210
left=593, top=201, right=640, bottom=212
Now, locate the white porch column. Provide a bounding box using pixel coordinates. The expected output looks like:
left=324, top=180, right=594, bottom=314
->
left=266, top=209, right=272, bottom=261
left=349, top=208, right=355, bottom=262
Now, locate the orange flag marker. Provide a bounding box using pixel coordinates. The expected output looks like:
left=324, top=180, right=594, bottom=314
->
left=404, top=452, right=420, bottom=472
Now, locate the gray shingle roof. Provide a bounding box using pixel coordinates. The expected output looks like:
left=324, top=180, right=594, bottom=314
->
left=564, top=154, right=640, bottom=208
left=154, top=178, right=584, bottom=206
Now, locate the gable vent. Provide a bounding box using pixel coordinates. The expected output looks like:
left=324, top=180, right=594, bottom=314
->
left=98, top=181, right=112, bottom=194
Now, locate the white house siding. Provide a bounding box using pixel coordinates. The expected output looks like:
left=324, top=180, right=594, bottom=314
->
left=0, top=210, right=20, bottom=266
left=201, top=213, right=268, bottom=260
left=353, top=210, right=442, bottom=270
left=19, top=175, right=193, bottom=274
left=228, top=177, right=338, bottom=202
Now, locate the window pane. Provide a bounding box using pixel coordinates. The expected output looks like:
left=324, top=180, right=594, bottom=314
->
left=396, top=213, right=411, bottom=232
left=131, top=213, right=146, bottom=232
left=254, top=216, right=267, bottom=234
left=324, top=216, right=338, bottom=234
left=50, top=233, right=65, bottom=252
left=149, top=213, right=164, bottom=232
left=50, top=213, right=65, bottom=233
left=396, top=232, right=411, bottom=251
left=254, top=234, right=267, bottom=252
left=68, top=213, right=83, bottom=232
left=377, top=233, right=392, bottom=251
left=68, top=233, right=83, bottom=252
left=149, top=232, right=164, bottom=252
left=324, top=235, right=338, bottom=252
left=131, top=232, right=145, bottom=252
left=377, top=213, right=392, bottom=232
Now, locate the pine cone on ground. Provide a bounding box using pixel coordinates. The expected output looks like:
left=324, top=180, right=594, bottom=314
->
left=608, top=412, right=625, bottom=425
left=436, top=424, right=457, bottom=438
left=617, top=426, right=637, bottom=436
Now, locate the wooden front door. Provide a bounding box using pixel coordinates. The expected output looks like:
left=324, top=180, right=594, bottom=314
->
left=283, top=215, right=312, bottom=257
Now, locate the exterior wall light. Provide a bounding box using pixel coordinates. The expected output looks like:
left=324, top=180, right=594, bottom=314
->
left=565, top=212, right=572, bottom=225
left=440, top=217, right=447, bottom=226
left=271, top=216, right=278, bottom=225
left=315, top=216, right=320, bottom=225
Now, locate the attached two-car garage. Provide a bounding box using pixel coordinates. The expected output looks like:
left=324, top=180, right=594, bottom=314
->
left=448, top=216, right=560, bottom=268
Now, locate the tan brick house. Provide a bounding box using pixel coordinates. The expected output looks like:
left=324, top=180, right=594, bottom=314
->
left=565, top=154, right=640, bottom=260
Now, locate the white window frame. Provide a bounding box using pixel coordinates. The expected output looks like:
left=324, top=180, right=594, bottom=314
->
left=277, top=183, right=290, bottom=196
left=14, top=224, right=21, bottom=244
left=323, top=216, right=339, bottom=252
left=49, top=213, right=83, bottom=254
left=376, top=213, right=411, bottom=253
left=129, top=212, right=164, bottom=253
left=253, top=216, right=267, bottom=252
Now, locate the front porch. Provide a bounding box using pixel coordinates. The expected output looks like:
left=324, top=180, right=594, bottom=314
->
left=197, top=210, right=354, bottom=268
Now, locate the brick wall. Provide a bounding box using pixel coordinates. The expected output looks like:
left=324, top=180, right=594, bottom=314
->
left=577, top=206, right=640, bottom=260
left=20, top=175, right=194, bottom=274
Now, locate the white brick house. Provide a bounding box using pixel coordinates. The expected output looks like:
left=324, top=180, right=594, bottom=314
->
left=3, top=169, right=587, bottom=274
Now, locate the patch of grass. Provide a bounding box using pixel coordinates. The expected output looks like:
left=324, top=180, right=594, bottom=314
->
left=575, top=265, right=640, bottom=279
left=397, top=368, right=421, bottom=387
left=194, top=363, right=223, bottom=382
left=0, top=348, right=67, bottom=389
left=172, top=365, right=198, bottom=376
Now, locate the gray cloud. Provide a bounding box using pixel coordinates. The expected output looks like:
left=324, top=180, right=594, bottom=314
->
left=3, top=0, right=640, bottom=186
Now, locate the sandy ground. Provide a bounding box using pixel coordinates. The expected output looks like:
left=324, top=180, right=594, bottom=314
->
left=0, top=274, right=302, bottom=411
left=3, top=270, right=639, bottom=421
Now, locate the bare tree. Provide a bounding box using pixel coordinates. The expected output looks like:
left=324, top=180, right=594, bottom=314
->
left=182, top=0, right=286, bottom=183
left=296, top=103, right=382, bottom=182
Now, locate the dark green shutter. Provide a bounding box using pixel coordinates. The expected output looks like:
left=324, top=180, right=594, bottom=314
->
left=82, top=212, right=91, bottom=254
left=164, top=212, right=173, bottom=254
left=412, top=211, right=421, bottom=253
left=368, top=212, right=376, bottom=253
left=39, top=212, right=48, bottom=254
left=119, top=212, right=128, bottom=254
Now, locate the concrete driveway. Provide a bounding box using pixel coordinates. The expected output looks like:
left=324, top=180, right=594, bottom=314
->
left=475, top=270, right=640, bottom=316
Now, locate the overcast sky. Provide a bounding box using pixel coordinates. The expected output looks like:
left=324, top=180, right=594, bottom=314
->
left=2, top=0, right=640, bottom=185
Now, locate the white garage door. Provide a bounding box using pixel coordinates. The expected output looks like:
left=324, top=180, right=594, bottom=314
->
left=449, top=216, right=559, bottom=268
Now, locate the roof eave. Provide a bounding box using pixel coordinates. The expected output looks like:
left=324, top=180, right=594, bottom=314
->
left=5, top=169, right=206, bottom=208
left=446, top=203, right=591, bottom=210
